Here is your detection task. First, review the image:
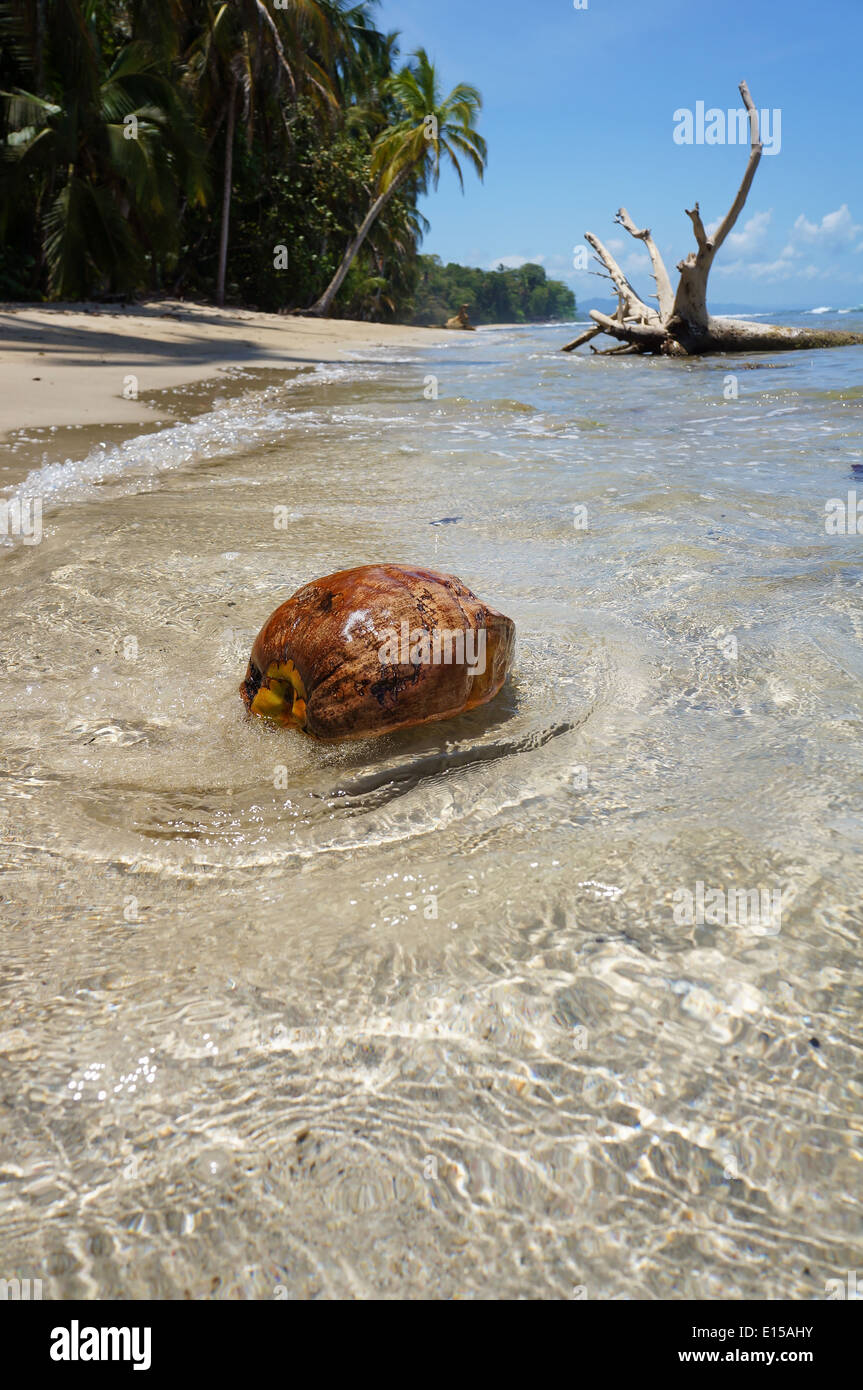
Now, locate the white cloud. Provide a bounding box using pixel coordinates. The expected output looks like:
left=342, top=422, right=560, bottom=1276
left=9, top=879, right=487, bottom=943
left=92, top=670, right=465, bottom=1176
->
left=543, top=252, right=579, bottom=281
left=704, top=210, right=771, bottom=250
left=714, top=255, right=824, bottom=283
left=792, top=204, right=862, bottom=245
left=725, top=209, right=772, bottom=253
left=712, top=204, right=862, bottom=282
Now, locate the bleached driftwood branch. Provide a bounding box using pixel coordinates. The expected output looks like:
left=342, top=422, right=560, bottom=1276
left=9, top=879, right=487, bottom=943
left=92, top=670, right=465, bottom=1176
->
left=563, top=82, right=863, bottom=357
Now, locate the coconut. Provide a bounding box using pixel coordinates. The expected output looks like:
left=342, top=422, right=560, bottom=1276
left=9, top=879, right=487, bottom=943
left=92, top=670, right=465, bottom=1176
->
left=240, top=564, right=515, bottom=740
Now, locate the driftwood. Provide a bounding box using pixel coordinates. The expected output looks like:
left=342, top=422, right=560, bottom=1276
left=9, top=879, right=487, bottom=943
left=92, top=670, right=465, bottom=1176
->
left=444, top=304, right=476, bottom=331
left=563, top=82, right=863, bottom=357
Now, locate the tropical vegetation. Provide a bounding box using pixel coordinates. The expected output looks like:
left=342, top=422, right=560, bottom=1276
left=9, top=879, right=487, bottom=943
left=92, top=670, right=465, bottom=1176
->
left=0, top=2, right=573, bottom=325
left=410, top=255, right=575, bottom=325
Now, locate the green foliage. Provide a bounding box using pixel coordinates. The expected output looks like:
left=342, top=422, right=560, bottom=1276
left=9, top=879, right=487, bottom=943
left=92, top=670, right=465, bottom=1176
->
left=308, top=44, right=486, bottom=315
left=372, top=47, right=486, bottom=195
left=174, top=97, right=420, bottom=316
left=408, top=255, right=576, bottom=326
left=0, top=0, right=486, bottom=318
left=1, top=0, right=206, bottom=297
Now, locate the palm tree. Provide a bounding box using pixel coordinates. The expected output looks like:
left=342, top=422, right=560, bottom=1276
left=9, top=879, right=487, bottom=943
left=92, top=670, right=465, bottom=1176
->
left=306, top=48, right=485, bottom=317
left=0, top=0, right=205, bottom=298
left=187, top=0, right=347, bottom=306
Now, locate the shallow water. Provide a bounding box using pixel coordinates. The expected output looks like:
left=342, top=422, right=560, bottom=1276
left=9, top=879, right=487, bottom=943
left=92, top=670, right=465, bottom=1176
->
left=1, top=315, right=862, bottom=1299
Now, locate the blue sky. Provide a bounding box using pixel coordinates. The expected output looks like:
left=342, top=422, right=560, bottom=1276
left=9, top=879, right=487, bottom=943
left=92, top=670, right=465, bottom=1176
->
left=382, top=0, right=863, bottom=309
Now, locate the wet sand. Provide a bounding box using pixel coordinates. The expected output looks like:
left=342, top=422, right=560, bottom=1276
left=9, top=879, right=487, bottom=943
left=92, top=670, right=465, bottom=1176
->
left=0, top=299, right=443, bottom=441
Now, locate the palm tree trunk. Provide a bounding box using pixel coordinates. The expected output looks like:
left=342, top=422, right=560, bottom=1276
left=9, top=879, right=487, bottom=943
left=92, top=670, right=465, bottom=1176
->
left=307, top=171, right=407, bottom=317
left=35, top=0, right=47, bottom=94
left=216, top=76, right=238, bottom=308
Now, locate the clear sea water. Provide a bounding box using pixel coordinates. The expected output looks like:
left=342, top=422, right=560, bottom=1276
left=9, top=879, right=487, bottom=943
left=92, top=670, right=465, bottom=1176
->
left=1, top=311, right=861, bottom=1299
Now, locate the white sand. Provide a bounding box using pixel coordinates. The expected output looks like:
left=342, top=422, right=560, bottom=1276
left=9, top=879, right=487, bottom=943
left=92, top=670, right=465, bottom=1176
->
left=0, top=299, right=444, bottom=440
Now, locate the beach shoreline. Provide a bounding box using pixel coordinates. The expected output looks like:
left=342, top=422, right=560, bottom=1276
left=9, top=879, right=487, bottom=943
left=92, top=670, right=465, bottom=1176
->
left=2, top=313, right=862, bottom=1300
left=0, top=299, right=445, bottom=444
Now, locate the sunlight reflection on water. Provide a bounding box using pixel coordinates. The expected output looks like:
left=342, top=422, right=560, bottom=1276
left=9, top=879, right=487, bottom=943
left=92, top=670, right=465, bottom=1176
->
left=1, top=317, right=862, bottom=1298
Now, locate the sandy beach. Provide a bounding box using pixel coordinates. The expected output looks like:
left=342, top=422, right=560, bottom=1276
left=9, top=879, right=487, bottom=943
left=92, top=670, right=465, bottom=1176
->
left=2, top=304, right=863, bottom=1303
left=3, top=0, right=863, bottom=1335
left=0, top=299, right=443, bottom=441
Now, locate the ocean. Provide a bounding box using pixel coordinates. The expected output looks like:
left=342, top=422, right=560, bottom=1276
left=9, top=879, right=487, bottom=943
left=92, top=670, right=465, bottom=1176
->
left=1, top=311, right=861, bottom=1299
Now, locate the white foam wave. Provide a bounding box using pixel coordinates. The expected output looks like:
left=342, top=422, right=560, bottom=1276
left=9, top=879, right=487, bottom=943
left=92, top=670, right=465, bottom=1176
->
left=1, top=360, right=387, bottom=531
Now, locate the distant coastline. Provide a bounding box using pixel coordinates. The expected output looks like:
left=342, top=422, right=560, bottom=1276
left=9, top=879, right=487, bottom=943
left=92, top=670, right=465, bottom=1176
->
left=407, top=256, right=575, bottom=326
